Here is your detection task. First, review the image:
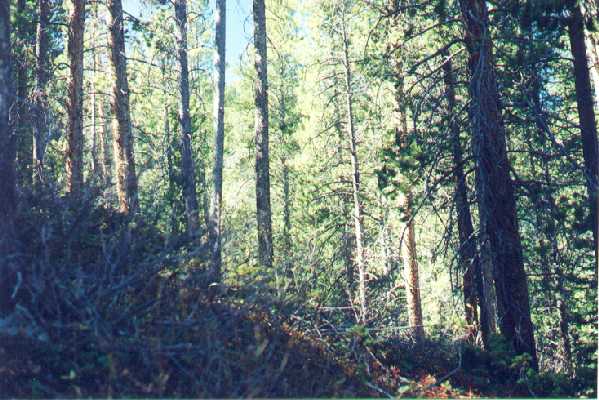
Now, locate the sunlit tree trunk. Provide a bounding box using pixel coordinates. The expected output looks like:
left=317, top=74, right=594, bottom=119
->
left=341, top=18, right=367, bottom=323
left=210, top=0, right=226, bottom=278
left=15, top=0, right=31, bottom=186
left=458, top=0, right=537, bottom=368
left=66, top=0, right=86, bottom=197
left=393, top=66, right=423, bottom=338
left=108, top=0, right=138, bottom=214
left=174, top=0, right=200, bottom=239
left=253, top=0, right=274, bottom=269
left=0, top=1, right=18, bottom=316
left=567, top=3, right=599, bottom=265
left=442, top=53, right=490, bottom=346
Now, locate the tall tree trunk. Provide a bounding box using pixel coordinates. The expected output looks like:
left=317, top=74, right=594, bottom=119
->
left=15, top=0, right=31, bottom=186
left=108, top=0, right=138, bottom=214
left=33, top=0, right=50, bottom=186
left=0, top=1, right=18, bottom=316
left=393, top=67, right=423, bottom=338
left=567, top=3, right=599, bottom=265
left=253, top=0, right=273, bottom=269
left=90, top=3, right=102, bottom=184
left=442, top=53, right=490, bottom=347
left=458, top=0, right=537, bottom=368
left=209, top=0, right=225, bottom=274
left=66, top=0, right=86, bottom=197
left=341, top=20, right=367, bottom=323
left=174, top=0, right=200, bottom=239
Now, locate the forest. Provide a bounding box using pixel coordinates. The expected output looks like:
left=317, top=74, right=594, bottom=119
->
left=0, top=0, right=597, bottom=397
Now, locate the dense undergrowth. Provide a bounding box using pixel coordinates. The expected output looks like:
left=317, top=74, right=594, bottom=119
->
left=1, top=193, right=596, bottom=398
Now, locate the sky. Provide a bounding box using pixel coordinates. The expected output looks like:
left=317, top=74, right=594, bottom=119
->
left=123, top=0, right=252, bottom=79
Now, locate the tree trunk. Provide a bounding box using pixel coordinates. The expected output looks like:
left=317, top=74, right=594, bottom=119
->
left=393, top=67, right=423, bottom=338
left=567, top=3, right=599, bottom=264
left=341, top=20, right=367, bottom=323
left=253, top=0, right=274, bottom=269
left=15, top=0, right=31, bottom=186
left=90, top=3, right=102, bottom=184
left=458, top=0, right=537, bottom=368
left=66, top=0, right=86, bottom=197
left=0, top=1, right=18, bottom=316
left=210, top=0, right=225, bottom=276
left=174, top=0, right=200, bottom=239
left=442, top=53, right=490, bottom=346
left=108, top=0, right=138, bottom=214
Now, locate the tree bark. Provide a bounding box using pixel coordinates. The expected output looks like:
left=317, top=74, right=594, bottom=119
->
left=0, top=1, right=18, bottom=316
left=253, top=0, right=274, bottom=269
left=567, top=3, right=599, bottom=264
left=393, top=67, right=423, bottom=338
left=341, top=19, right=367, bottom=323
left=66, top=0, right=86, bottom=197
left=108, top=0, right=138, bottom=214
left=458, top=0, right=538, bottom=368
left=442, top=53, right=490, bottom=346
left=15, top=0, right=31, bottom=186
left=210, top=0, right=225, bottom=277
left=174, top=0, right=200, bottom=239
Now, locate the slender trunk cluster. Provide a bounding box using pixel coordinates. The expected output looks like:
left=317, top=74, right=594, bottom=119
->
left=458, top=0, right=537, bottom=368
left=108, top=0, right=138, bottom=214
left=253, top=0, right=274, bottom=269
left=174, top=0, right=200, bottom=239
left=66, top=0, right=86, bottom=197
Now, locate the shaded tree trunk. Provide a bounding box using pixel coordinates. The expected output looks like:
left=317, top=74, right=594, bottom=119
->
left=210, top=0, right=226, bottom=275
left=253, top=0, right=273, bottom=269
left=174, top=0, right=200, bottom=239
left=15, top=0, right=31, bottom=186
left=442, top=53, right=490, bottom=347
left=33, top=0, right=50, bottom=186
left=341, top=19, right=367, bottom=323
left=567, top=3, right=599, bottom=264
left=458, top=0, right=538, bottom=368
left=0, top=1, right=18, bottom=316
left=66, top=0, right=86, bottom=197
left=108, top=0, right=138, bottom=214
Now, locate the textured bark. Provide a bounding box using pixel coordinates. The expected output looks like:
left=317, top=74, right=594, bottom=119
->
left=567, top=3, right=599, bottom=264
left=90, top=4, right=103, bottom=184
left=393, top=69, right=423, bottom=338
left=442, top=54, right=490, bottom=346
left=174, top=0, right=200, bottom=239
left=341, top=20, right=367, bottom=323
left=0, top=1, right=18, bottom=316
left=210, top=0, right=226, bottom=276
left=108, top=0, right=138, bottom=214
left=458, top=0, right=537, bottom=368
left=66, top=0, right=86, bottom=197
left=253, top=0, right=274, bottom=269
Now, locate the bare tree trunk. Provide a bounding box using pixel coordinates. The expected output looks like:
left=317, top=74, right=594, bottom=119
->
left=341, top=19, right=367, bottom=323
left=458, top=0, right=537, bottom=368
left=66, top=0, right=86, bottom=197
left=393, top=67, right=423, bottom=338
left=0, top=1, right=18, bottom=316
left=567, top=3, right=599, bottom=265
left=253, top=0, right=273, bottom=269
left=209, top=0, right=225, bottom=276
left=108, top=0, right=138, bottom=214
left=90, top=3, right=102, bottom=184
left=210, top=0, right=227, bottom=281
left=442, top=53, right=490, bottom=346
left=174, top=0, right=200, bottom=239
